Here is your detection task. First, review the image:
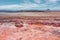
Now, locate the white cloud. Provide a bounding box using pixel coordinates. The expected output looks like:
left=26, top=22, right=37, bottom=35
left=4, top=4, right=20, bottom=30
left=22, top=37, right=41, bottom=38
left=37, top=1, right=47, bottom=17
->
left=50, top=6, right=60, bottom=10
left=34, top=0, right=41, bottom=4
left=23, top=0, right=41, bottom=4
left=48, top=0, right=57, bottom=3
left=23, top=0, right=32, bottom=3
left=0, top=4, right=40, bottom=10
left=0, top=2, right=59, bottom=11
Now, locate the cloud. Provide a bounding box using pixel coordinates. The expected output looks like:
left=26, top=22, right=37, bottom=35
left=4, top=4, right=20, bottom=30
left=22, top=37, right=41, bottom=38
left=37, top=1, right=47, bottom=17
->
left=0, top=0, right=59, bottom=11
left=0, top=4, right=59, bottom=11
left=33, top=0, right=41, bottom=4
left=48, top=0, right=57, bottom=3
left=23, top=0, right=41, bottom=4
left=0, top=4, right=40, bottom=11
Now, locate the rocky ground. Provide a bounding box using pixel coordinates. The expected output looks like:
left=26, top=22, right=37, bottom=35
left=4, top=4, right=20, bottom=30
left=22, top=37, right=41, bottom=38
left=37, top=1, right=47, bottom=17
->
left=0, top=12, right=60, bottom=40
left=0, top=22, right=60, bottom=40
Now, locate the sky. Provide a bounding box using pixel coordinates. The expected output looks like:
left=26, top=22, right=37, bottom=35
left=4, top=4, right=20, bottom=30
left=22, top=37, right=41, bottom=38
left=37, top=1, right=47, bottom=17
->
left=0, top=0, right=60, bottom=11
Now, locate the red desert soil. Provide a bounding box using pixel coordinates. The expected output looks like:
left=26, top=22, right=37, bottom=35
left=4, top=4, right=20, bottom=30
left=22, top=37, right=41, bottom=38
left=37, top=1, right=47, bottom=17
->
left=0, top=12, right=60, bottom=40
left=0, top=23, right=60, bottom=40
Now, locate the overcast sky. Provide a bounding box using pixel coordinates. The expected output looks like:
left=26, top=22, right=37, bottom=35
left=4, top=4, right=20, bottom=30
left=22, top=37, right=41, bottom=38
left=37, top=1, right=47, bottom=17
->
left=0, top=0, right=60, bottom=11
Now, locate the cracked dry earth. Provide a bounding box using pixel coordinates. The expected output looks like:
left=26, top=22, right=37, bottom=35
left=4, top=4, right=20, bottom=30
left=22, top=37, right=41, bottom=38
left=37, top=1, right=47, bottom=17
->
left=0, top=23, right=60, bottom=40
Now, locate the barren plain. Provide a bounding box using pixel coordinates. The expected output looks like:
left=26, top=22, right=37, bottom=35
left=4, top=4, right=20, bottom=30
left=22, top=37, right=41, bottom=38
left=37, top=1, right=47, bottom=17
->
left=0, top=12, right=60, bottom=40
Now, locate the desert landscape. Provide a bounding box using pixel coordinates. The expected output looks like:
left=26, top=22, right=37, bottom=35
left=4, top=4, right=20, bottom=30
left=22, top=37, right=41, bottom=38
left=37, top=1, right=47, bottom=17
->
left=0, top=12, right=60, bottom=40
